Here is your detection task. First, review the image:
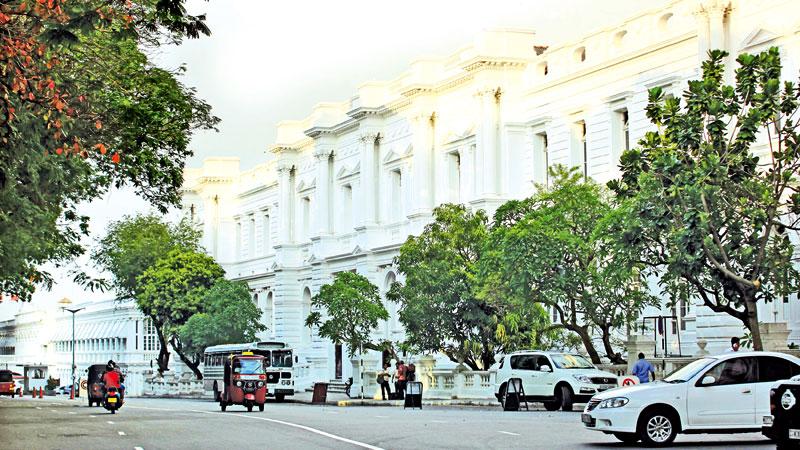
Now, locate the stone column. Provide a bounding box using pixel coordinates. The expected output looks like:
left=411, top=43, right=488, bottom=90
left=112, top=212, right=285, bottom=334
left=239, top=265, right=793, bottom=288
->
left=359, top=133, right=380, bottom=226
left=761, top=322, right=791, bottom=352
left=277, top=163, right=293, bottom=244
left=313, top=148, right=332, bottom=236
left=476, top=87, right=500, bottom=197
left=410, top=112, right=434, bottom=215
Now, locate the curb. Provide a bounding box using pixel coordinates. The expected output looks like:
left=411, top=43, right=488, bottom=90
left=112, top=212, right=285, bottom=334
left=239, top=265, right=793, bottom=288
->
left=332, top=399, right=500, bottom=408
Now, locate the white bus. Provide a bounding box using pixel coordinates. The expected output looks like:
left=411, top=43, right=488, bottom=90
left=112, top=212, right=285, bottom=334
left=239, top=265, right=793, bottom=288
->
left=203, top=341, right=296, bottom=401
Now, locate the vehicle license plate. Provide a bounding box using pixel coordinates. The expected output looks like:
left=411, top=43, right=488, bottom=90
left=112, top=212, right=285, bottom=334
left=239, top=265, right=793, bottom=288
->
left=581, top=413, right=594, bottom=424
left=107, top=397, right=117, bottom=403
left=790, top=429, right=800, bottom=440
left=598, top=384, right=615, bottom=391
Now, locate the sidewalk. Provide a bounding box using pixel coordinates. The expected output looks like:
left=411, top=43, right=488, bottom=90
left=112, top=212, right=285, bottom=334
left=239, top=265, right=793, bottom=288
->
left=290, top=389, right=500, bottom=408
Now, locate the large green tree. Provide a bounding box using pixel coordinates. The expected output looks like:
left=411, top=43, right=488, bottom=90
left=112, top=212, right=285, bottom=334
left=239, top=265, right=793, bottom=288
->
left=488, top=166, right=656, bottom=364
left=137, top=249, right=225, bottom=378
left=93, top=213, right=200, bottom=372
left=305, top=271, right=390, bottom=358
left=0, top=0, right=217, bottom=300
left=610, top=48, right=800, bottom=350
left=389, top=204, right=553, bottom=370
left=178, top=279, right=266, bottom=367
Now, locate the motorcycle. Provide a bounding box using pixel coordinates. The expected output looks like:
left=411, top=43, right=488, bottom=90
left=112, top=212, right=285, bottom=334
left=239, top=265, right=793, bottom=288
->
left=103, top=386, right=123, bottom=414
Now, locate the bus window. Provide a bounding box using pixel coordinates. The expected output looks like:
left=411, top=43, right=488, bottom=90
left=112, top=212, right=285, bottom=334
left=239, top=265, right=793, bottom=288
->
left=272, top=350, right=293, bottom=368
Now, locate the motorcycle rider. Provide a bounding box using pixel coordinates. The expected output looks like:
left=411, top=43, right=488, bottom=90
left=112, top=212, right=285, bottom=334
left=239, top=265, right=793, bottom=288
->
left=102, top=360, right=123, bottom=402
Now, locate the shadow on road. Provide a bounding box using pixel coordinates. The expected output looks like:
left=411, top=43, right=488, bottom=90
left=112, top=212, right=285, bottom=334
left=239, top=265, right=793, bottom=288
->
left=585, top=440, right=772, bottom=448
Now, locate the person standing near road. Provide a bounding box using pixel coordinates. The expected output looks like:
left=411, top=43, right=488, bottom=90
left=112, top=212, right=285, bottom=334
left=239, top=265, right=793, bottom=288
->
left=377, top=363, right=392, bottom=400
left=396, top=361, right=407, bottom=399
left=726, top=336, right=741, bottom=353
left=631, top=353, right=656, bottom=384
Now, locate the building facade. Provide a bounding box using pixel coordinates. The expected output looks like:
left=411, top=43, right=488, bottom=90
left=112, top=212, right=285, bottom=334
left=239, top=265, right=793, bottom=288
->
left=183, top=0, right=800, bottom=384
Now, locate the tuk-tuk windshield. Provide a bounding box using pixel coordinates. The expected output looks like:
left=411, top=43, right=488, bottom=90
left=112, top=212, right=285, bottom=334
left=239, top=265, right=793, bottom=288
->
left=272, top=350, right=293, bottom=368
left=0, top=371, right=12, bottom=382
left=233, top=358, right=264, bottom=375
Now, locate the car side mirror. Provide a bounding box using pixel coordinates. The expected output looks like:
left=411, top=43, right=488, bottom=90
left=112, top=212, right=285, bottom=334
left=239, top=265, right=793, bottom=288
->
left=701, top=375, right=716, bottom=386
left=540, top=365, right=552, bottom=373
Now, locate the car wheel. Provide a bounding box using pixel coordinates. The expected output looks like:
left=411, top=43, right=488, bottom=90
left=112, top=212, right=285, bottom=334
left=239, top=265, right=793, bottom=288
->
left=559, top=385, right=573, bottom=412
left=543, top=400, right=560, bottom=411
left=613, top=432, right=639, bottom=444
left=638, top=410, right=677, bottom=446
left=213, top=381, right=220, bottom=402
left=258, top=403, right=265, bottom=412
left=220, top=402, right=226, bottom=412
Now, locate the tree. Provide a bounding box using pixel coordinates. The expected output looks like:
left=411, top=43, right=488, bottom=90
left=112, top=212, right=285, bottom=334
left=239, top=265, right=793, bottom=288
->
left=93, top=214, right=200, bottom=373
left=487, top=166, right=656, bottom=364
left=178, top=279, right=266, bottom=367
left=0, top=1, right=218, bottom=300
left=388, top=204, right=552, bottom=370
left=610, top=48, right=800, bottom=350
left=305, top=272, right=390, bottom=358
left=137, top=249, right=225, bottom=378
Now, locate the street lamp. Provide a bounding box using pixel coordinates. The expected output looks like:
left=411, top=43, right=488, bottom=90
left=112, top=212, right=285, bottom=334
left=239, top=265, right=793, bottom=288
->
left=58, top=297, right=84, bottom=400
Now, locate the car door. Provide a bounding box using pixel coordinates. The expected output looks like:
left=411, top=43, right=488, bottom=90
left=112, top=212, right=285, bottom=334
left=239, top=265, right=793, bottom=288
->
left=509, top=355, right=538, bottom=397
left=687, top=356, right=758, bottom=427
left=532, top=354, right=556, bottom=397
left=756, top=356, right=800, bottom=423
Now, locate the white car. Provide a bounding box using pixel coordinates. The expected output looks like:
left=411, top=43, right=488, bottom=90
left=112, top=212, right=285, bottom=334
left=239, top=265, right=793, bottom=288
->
left=582, top=351, right=800, bottom=446
left=494, top=351, right=620, bottom=411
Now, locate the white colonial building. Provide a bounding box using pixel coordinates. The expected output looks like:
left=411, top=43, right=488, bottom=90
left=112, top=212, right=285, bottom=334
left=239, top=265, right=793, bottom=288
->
left=183, top=0, right=800, bottom=386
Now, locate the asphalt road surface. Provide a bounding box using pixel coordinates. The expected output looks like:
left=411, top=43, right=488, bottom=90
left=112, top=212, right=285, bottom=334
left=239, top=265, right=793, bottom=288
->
left=0, top=396, right=776, bottom=449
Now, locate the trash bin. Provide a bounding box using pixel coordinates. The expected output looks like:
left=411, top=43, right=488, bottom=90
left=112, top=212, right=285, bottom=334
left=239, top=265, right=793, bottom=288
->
left=312, top=382, right=328, bottom=404
left=404, top=381, right=423, bottom=409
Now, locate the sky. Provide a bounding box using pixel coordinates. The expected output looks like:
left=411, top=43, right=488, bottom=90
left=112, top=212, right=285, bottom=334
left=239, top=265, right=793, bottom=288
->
left=0, top=0, right=673, bottom=320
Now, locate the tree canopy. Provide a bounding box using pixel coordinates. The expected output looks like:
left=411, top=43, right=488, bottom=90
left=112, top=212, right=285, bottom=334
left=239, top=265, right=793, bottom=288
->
left=137, top=249, right=225, bottom=377
left=0, top=0, right=218, bottom=300
left=305, top=271, right=389, bottom=358
left=178, top=279, right=266, bottom=364
left=610, top=48, right=800, bottom=350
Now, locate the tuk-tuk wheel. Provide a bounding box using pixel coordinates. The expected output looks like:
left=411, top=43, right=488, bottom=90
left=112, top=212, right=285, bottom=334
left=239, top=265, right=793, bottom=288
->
left=258, top=403, right=264, bottom=412
left=247, top=404, right=253, bottom=412
left=111, top=409, right=116, bottom=414
left=220, top=402, right=226, bottom=412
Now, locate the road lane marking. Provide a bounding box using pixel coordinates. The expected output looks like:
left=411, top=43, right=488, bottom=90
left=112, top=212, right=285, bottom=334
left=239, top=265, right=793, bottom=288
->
left=498, top=431, right=520, bottom=436
left=107, top=421, right=115, bottom=425
left=50, top=409, right=57, bottom=412
left=190, top=409, right=384, bottom=450
left=134, top=447, right=144, bottom=450
left=118, top=431, right=126, bottom=436
left=35, top=407, right=41, bottom=410
left=68, top=411, right=76, bottom=415
left=90, top=415, right=96, bottom=418
left=374, top=415, right=388, bottom=418
left=431, top=420, right=447, bottom=423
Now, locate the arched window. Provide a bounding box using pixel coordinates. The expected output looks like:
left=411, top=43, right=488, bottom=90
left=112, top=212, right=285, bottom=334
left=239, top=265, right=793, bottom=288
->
left=265, top=291, right=274, bottom=336
left=384, top=272, right=399, bottom=336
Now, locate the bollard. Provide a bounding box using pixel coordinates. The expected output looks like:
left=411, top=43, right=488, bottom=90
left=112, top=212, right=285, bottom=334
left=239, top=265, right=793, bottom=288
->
left=31, top=389, right=35, bottom=398
left=39, top=387, right=43, bottom=399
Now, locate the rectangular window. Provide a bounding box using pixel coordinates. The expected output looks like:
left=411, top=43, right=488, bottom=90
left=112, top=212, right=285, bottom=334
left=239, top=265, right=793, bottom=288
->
left=580, top=121, right=588, bottom=179
left=263, top=214, right=271, bottom=255
left=143, top=318, right=159, bottom=352
left=301, top=197, right=311, bottom=240
left=448, top=152, right=461, bottom=203
left=390, top=169, right=403, bottom=223
left=534, top=132, right=549, bottom=186
left=248, top=215, right=256, bottom=258
left=341, top=185, right=353, bottom=232
left=235, top=221, right=242, bottom=259
left=571, top=120, right=587, bottom=179
left=622, top=110, right=630, bottom=151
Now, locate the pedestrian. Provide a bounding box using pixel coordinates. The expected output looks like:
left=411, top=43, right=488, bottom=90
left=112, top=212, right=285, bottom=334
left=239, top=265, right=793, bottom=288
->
left=395, top=360, right=407, bottom=399
left=377, top=363, right=392, bottom=400
left=631, top=353, right=655, bottom=384
left=726, top=336, right=741, bottom=353
left=406, top=361, right=416, bottom=382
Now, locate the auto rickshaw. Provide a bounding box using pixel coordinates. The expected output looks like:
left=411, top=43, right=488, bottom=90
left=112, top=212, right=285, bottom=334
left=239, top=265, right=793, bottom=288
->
left=86, top=364, right=107, bottom=407
left=220, top=352, right=267, bottom=412
left=0, top=370, right=16, bottom=397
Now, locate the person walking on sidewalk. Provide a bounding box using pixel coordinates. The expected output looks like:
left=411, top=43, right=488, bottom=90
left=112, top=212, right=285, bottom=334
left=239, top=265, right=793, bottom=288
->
left=377, top=363, right=392, bottom=400
left=631, top=353, right=656, bottom=384
left=395, top=361, right=407, bottom=399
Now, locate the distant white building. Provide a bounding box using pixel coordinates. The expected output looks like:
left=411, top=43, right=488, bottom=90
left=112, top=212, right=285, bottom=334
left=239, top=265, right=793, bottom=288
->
left=1, top=299, right=174, bottom=396
left=182, top=0, right=800, bottom=385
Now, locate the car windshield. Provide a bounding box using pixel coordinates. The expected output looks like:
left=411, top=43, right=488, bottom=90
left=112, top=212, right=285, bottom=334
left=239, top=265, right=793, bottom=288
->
left=550, top=354, right=594, bottom=369
left=272, top=350, right=293, bottom=368
left=0, top=371, right=12, bottom=382
left=664, top=357, right=716, bottom=383
left=233, top=359, right=264, bottom=375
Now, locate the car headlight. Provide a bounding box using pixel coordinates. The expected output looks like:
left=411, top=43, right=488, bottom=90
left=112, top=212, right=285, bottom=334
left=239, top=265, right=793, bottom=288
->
left=235, top=380, right=243, bottom=387
left=599, top=397, right=629, bottom=408
left=257, top=381, right=264, bottom=388
left=573, top=375, right=591, bottom=383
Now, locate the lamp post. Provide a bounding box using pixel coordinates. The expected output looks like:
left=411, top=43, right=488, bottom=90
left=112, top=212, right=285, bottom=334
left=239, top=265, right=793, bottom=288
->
left=58, top=297, right=84, bottom=400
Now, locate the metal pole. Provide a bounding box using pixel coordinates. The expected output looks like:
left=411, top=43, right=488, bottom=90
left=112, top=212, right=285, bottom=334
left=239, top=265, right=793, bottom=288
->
left=359, top=343, right=364, bottom=400
left=71, top=312, right=75, bottom=400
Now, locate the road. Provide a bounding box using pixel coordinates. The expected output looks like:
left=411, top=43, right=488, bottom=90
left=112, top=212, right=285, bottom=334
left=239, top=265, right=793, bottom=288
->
left=0, top=396, right=775, bottom=449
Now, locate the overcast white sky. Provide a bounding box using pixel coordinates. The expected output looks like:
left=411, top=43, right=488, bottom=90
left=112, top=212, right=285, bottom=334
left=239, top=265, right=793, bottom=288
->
left=0, top=0, right=672, bottom=319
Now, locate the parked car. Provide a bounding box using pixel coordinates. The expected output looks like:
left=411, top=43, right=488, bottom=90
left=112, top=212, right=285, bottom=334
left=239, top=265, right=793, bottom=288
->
left=494, top=351, right=620, bottom=411
left=582, top=351, right=800, bottom=446
left=54, top=385, right=74, bottom=395
left=762, top=375, right=800, bottom=448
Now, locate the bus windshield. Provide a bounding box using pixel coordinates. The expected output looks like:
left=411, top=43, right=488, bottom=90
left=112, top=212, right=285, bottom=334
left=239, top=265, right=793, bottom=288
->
left=0, top=371, right=12, bottom=382
left=272, top=350, right=293, bottom=368
left=233, top=359, right=264, bottom=375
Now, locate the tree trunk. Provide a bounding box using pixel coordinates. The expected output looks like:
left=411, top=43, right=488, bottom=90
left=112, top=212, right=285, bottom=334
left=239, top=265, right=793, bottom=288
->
left=600, top=326, right=627, bottom=364
left=170, top=337, right=203, bottom=379
left=574, top=326, right=602, bottom=364
left=155, top=323, right=170, bottom=375
left=744, top=297, right=763, bottom=351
